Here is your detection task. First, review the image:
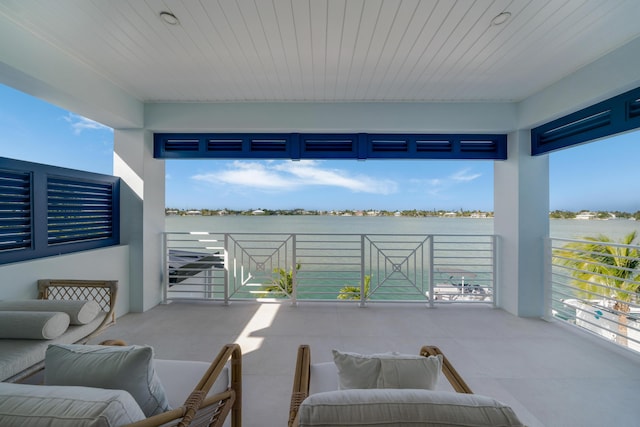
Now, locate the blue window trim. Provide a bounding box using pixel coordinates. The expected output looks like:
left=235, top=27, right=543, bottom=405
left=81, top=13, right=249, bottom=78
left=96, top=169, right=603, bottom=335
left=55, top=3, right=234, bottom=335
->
left=154, top=132, right=507, bottom=160
left=531, top=86, right=640, bottom=155
left=0, top=157, right=120, bottom=265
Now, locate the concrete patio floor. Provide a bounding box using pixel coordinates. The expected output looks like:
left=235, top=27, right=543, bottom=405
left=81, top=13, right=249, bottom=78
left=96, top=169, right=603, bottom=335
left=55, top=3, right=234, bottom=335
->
left=92, top=301, right=640, bottom=427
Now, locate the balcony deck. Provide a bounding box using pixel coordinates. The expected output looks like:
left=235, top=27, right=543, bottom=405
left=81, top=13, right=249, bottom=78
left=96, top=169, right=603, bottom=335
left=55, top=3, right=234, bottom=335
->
left=92, top=301, right=640, bottom=427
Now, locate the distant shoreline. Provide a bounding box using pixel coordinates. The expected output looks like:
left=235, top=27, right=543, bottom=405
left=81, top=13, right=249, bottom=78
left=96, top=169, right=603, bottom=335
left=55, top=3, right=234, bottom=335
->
left=165, top=208, right=640, bottom=220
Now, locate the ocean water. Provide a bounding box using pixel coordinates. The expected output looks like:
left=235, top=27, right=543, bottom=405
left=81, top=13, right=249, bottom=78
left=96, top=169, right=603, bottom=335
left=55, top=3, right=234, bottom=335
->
left=166, top=215, right=640, bottom=241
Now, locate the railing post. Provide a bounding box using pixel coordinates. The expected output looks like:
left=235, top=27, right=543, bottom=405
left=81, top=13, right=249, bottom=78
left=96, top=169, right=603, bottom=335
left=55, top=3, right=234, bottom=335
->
left=428, top=236, right=434, bottom=308
left=492, top=235, right=497, bottom=308
left=360, top=234, right=366, bottom=307
left=292, top=234, right=297, bottom=306
left=543, top=237, right=553, bottom=321
left=224, top=233, right=230, bottom=305
left=162, top=232, right=168, bottom=304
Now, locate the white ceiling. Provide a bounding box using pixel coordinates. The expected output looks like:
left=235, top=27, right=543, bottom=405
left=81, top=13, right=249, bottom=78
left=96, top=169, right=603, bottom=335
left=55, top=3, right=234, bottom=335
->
left=1, top=0, right=639, bottom=103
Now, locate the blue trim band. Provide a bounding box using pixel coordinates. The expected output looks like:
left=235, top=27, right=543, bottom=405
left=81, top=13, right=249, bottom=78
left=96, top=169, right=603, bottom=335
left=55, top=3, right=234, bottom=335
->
left=154, top=133, right=507, bottom=160
left=531, top=86, right=640, bottom=155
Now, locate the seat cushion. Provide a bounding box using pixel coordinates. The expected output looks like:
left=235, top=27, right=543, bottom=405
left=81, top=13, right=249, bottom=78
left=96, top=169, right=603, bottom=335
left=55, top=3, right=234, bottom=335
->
left=0, top=311, right=70, bottom=339
left=298, top=389, right=525, bottom=427
left=309, top=362, right=339, bottom=395
left=0, top=300, right=100, bottom=325
left=154, top=359, right=229, bottom=409
left=45, top=344, right=170, bottom=417
left=0, top=314, right=106, bottom=382
left=0, top=382, right=145, bottom=427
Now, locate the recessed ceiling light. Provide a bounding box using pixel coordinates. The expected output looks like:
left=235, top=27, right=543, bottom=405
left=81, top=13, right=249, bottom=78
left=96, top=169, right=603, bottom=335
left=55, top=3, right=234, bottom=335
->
left=159, top=11, right=179, bottom=25
left=491, top=12, right=511, bottom=26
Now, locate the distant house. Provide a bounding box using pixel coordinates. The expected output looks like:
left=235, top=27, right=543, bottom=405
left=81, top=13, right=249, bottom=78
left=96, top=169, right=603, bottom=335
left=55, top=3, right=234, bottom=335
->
left=186, top=210, right=202, bottom=216
left=252, top=209, right=265, bottom=215
left=443, top=212, right=457, bottom=218
left=470, top=212, right=487, bottom=218
left=575, top=212, right=596, bottom=220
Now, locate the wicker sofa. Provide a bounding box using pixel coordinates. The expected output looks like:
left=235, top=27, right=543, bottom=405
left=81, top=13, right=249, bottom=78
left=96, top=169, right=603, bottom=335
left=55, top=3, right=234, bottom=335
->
left=0, top=279, right=118, bottom=382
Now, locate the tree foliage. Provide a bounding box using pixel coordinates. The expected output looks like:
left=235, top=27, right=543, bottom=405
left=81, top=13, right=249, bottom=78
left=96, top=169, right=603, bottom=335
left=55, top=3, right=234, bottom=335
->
left=553, top=232, right=640, bottom=345
left=338, top=275, right=371, bottom=300
left=262, top=263, right=301, bottom=297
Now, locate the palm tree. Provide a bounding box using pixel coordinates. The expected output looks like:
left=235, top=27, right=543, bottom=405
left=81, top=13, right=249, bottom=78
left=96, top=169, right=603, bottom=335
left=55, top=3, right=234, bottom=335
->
left=338, top=275, right=371, bottom=300
left=262, top=263, right=301, bottom=298
left=553, top=231, right=640, bottom=345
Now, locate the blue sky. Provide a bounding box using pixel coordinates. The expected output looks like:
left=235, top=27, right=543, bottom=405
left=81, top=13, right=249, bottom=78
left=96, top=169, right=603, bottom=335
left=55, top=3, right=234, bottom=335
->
left=1, top=84, right=638, bottom=212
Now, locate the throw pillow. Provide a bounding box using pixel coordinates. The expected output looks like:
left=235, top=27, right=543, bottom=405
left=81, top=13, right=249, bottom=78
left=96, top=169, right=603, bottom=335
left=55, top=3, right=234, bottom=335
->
left=377, top=354, right=442, bottom=389
left=0, top=299, right=101, bottom=325
left=332, top=350, right=380, bottom=389
left=45, top=344, right=170, bottom=417
left=0, top=311, right=70, bottom=339
left=332, top=349, right=442, bottom=390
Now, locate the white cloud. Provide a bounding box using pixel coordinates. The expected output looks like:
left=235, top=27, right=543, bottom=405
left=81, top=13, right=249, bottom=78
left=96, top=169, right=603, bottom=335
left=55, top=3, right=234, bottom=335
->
left=193, top=161, right=297, bottom=190
left=64, top=113, right=112, bottom=134
left=192, top=160, right=397, bottom=194
left=450, top=168, right=481, bottom=182
left=415, top=168, right=482, bottom=199
left=274, top=161, right=397, bottom=194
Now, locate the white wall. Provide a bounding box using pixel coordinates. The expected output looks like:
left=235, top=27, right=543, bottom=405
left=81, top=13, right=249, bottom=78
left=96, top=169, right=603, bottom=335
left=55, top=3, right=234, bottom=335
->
left=114, top=129, right=165, bottom=312
left=0, top=245, right=131, bottom=318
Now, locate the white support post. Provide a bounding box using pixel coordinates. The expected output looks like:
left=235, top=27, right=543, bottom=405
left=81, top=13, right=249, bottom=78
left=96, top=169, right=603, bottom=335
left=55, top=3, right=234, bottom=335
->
left=494, top=130, right=549, bottom=317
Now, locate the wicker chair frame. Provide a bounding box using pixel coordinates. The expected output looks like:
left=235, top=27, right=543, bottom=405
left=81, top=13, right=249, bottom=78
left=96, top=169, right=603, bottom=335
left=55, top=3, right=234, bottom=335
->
left=124, top=343, right=242, bottom=427
left=288, top=344, right=472, bottom=427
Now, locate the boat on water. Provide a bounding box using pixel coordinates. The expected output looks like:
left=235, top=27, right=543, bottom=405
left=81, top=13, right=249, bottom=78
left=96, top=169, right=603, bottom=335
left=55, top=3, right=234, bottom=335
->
left=429, top=268, right=492, bottom=302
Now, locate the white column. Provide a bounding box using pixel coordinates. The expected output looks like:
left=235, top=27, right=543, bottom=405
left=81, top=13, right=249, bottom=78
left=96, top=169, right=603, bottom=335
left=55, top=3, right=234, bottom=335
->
left=113, top=129, right=165, bottom=312
left=494, top=130, right=549, bottom=317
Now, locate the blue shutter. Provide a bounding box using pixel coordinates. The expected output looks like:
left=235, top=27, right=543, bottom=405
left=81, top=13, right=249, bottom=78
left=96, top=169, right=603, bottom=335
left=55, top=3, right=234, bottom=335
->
left=0, top=169, right=32, bottom=252
left=155, top=133, right=507, bottom=160
left=532, top=86, right=640, bottom=155
left=0, top=157, right=120, bottom=265
left=47, top=177, right=114, bottom=245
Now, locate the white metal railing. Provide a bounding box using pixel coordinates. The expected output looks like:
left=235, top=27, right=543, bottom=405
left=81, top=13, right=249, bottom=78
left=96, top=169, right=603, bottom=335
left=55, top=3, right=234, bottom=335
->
left=547, top=237, right=640, bottom=353
left=163, top=231, right=496, bottom=306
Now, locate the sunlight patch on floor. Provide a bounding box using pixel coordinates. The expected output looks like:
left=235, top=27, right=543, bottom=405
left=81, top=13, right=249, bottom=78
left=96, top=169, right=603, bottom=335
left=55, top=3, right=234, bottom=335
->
left=233, top=302, right=281, bottom=354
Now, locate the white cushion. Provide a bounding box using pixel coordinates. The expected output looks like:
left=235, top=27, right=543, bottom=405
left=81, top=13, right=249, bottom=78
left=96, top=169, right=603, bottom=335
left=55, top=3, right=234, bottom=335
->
left=332, top=350, right=441, bottom=390
left=332, top=350, right=380, bottom=389
left=0, top=300, right=101, bottom=325
left=298, top=389, right=525, bottom=427
left=0, top=311, right=70, bottom=339
left=45, top=344, right=170, bottom=417
left=309, top=362, right=339, bottom=395
left=377, top=355, right=442, bottom=389
left=154, top=359, right=229, bottom=409
left=0, top=382, right=145, bottom=427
